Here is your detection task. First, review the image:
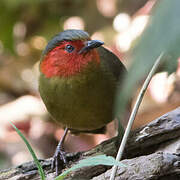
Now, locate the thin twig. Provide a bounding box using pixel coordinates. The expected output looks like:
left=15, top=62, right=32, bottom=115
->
left=110, top=52, right=165, bottom=180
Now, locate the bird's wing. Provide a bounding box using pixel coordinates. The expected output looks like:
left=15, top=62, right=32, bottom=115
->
left=97, top=46, right=127, bottom=82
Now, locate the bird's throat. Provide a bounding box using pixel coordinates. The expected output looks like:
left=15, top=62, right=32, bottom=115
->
left=40, top=48, right=100, bottom=78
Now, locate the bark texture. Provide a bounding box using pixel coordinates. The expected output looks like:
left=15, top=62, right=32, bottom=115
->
left=0, top=107, right=180, bottom=180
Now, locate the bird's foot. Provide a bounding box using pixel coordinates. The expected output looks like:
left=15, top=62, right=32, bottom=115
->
left=51, top=147, right=67, bottom=176
left=51, top=128, right=69, bottom=176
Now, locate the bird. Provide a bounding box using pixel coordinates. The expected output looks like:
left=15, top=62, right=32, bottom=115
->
left=39, top=29, right=127, bottom=176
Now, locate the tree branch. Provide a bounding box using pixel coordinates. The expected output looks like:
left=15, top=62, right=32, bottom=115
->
left=0, top=107, right=179, bottom=180
left=92, top=152, right=180, bottom=180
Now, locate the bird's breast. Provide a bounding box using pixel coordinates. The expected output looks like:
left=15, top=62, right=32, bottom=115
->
left=39, top=62, right=117, bottom=131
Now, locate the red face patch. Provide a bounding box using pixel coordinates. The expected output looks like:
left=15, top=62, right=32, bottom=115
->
left=40, top=40, right=100, bottom=78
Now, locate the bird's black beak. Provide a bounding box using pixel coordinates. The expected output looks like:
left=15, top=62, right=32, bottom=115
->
left=79, top=40, right=104, bottom=54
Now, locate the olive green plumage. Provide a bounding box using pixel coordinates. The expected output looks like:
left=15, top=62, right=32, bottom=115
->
left=39, top=30, right=126, bottom=132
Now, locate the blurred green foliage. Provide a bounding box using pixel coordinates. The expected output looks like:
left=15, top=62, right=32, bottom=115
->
left=0, top=152, right=7, bottom=169
left=0, top=0, right=179, bottom=110
left=0, top=0, right=106, bottom=54
left=0, top=0, right=149, bottom=54
left=0, top=0, right=179, bottom=105
left=115, top=0, right=180, bottom=120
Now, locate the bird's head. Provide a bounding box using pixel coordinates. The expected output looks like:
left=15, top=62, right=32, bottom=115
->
left=40, top=29, right=104, bottom=78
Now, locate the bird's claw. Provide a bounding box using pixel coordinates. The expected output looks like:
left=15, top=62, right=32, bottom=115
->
left=51, top=149, right=67, bottom=176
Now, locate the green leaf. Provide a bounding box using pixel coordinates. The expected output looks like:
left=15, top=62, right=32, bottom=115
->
left=115, top=0, right=180, bottom=123
left=55, top=155, right=126, bottom=180
left=9, top=121, right=46, bottom=180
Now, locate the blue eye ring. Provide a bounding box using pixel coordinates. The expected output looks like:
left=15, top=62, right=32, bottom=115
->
left=65, top=44, right=75, bottom=53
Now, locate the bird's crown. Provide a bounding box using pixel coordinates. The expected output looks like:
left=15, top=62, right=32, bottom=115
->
left=42, top=29, right=90, bottom=57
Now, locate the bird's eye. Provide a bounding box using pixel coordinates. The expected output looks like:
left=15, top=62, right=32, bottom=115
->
left=65, top=45, right=75, bottom=53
